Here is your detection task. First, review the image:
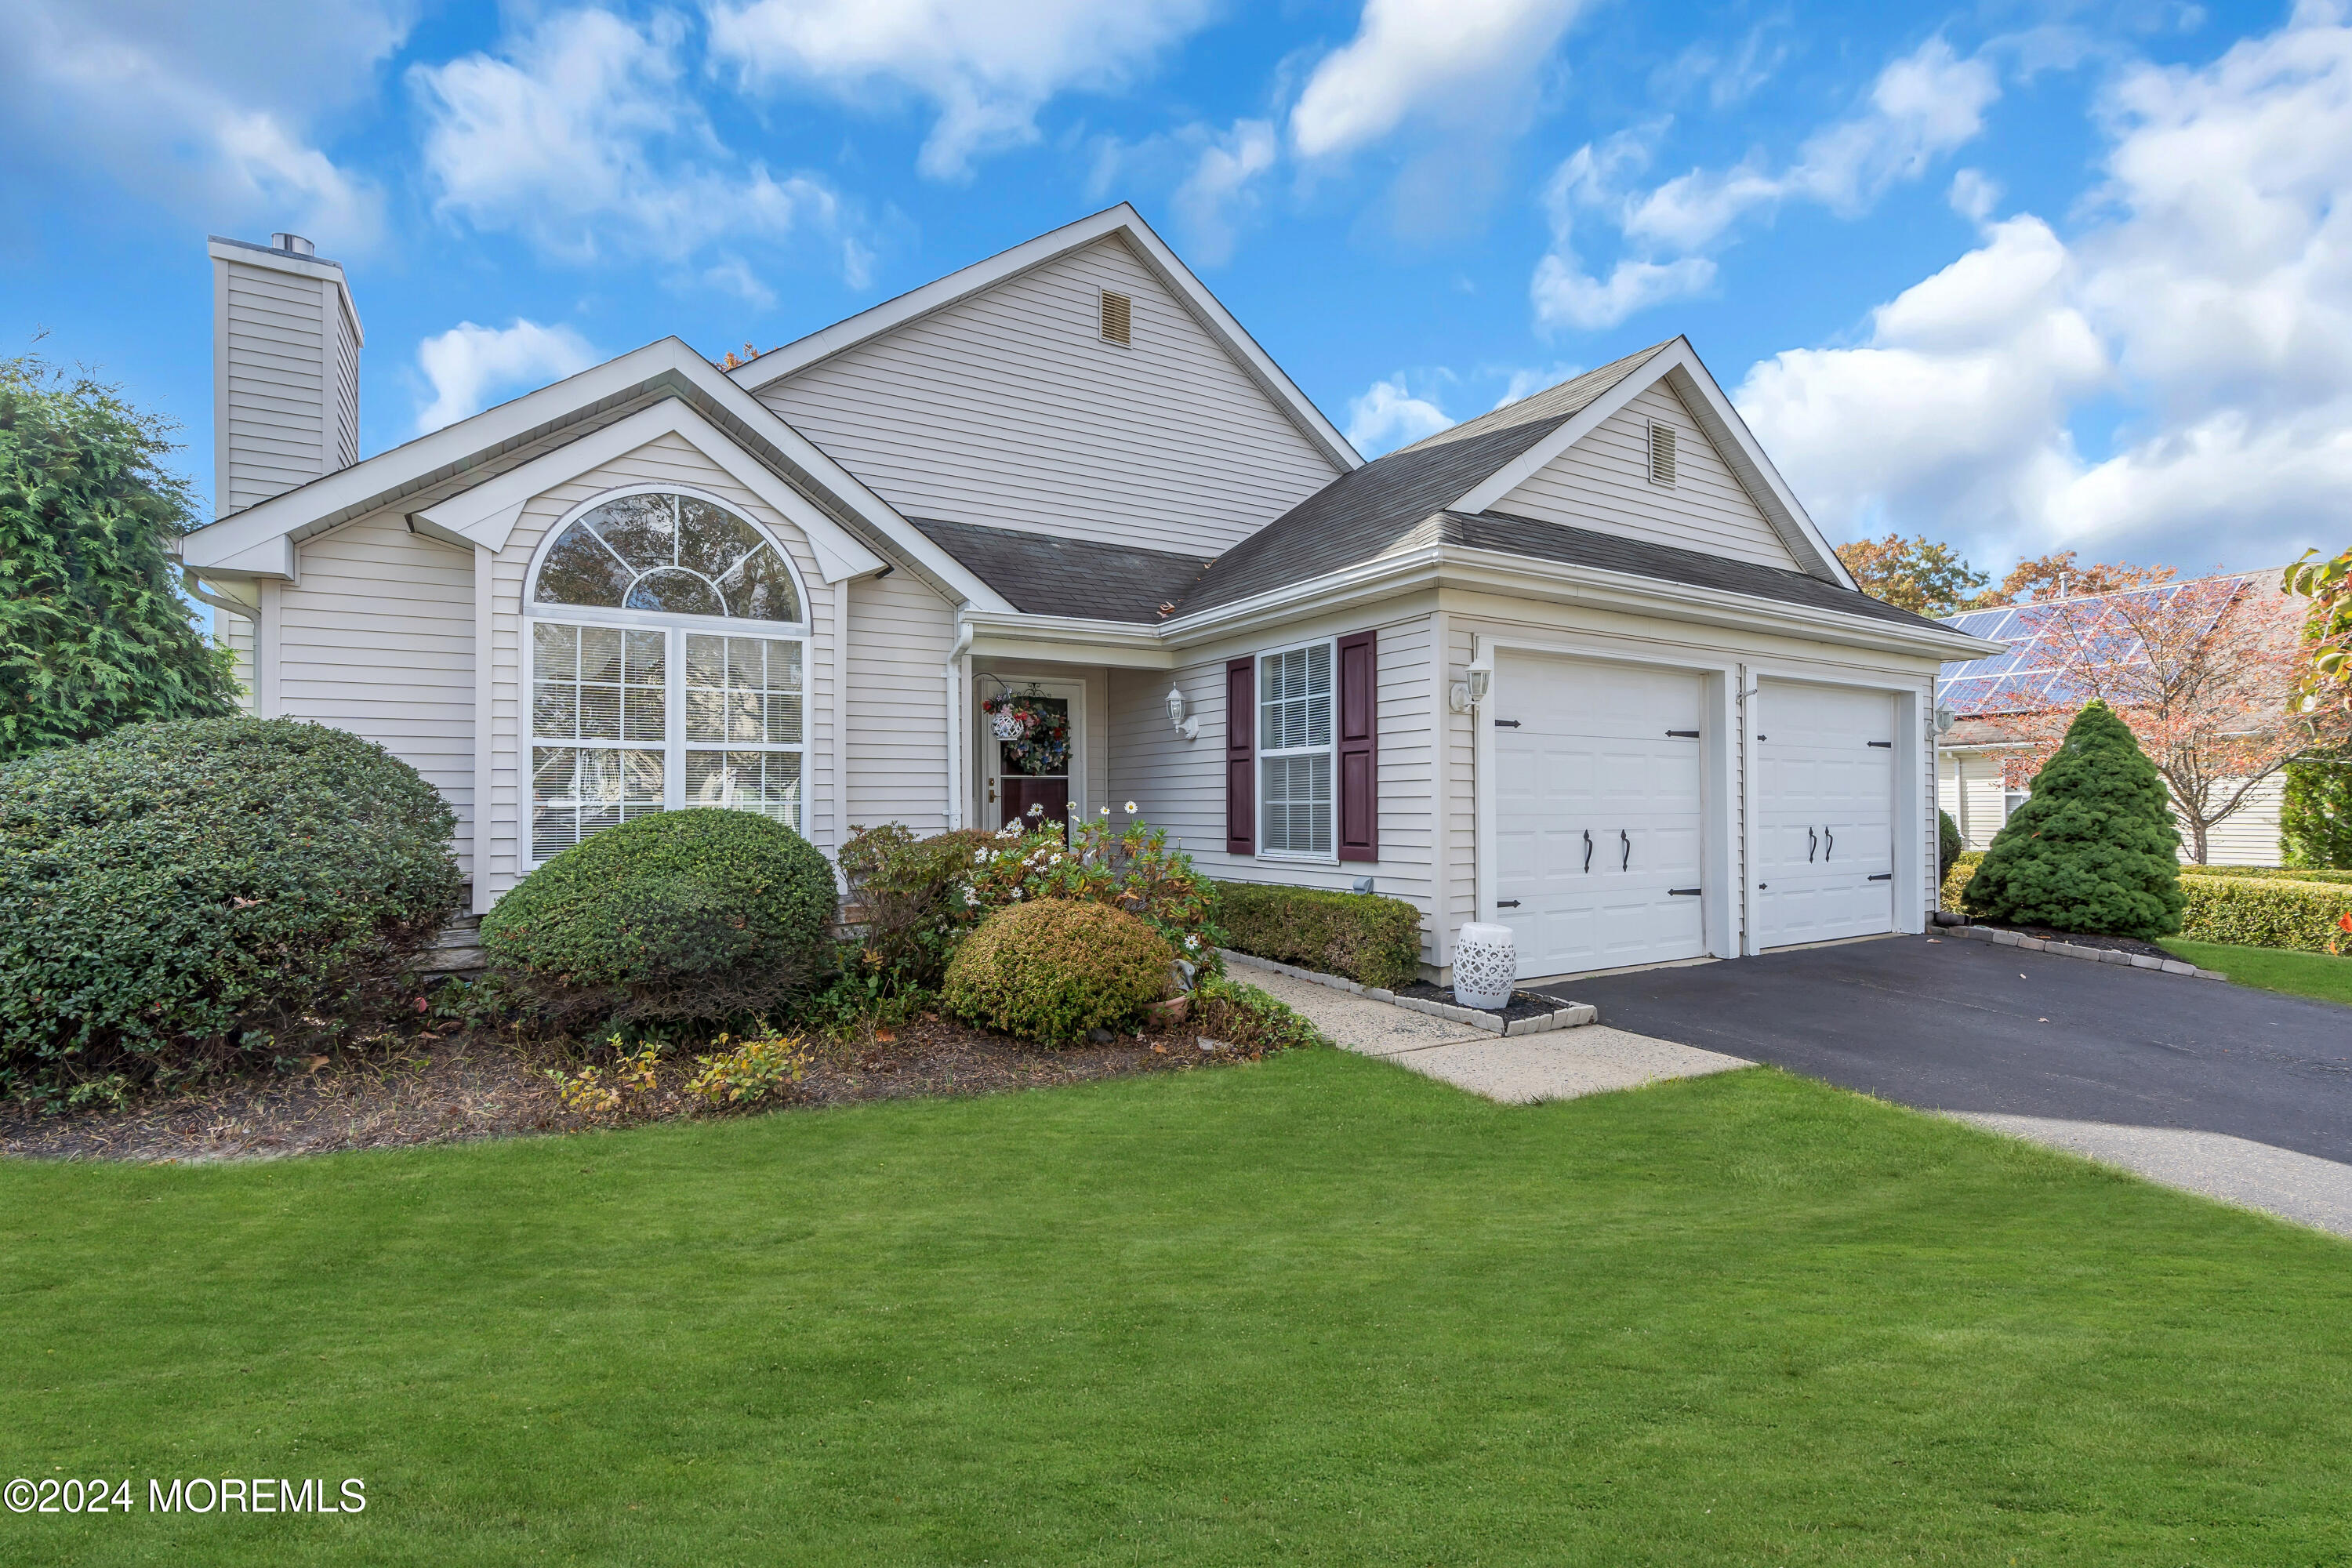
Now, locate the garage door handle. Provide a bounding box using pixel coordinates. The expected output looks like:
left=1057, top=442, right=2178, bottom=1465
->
left=1621, top=829, right=1631, bottom=872
left=1824, top=826, right=1834, bottom=861
left=1666, top=728, right=1699, bottom=738
left=1668, top=887, right=1701, bottom=896
left=1867, top=873, right=1892, bottom=882
left=1582, top=829, right=1592, bottom=873
left=1807, top=827, right=1817, bottom=862
left=1495, top=899, right=1521, bottom=908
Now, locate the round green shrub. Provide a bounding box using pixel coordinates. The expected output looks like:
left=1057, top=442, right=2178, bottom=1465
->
left=0, top=717, right=463, bottom=1093
left=1962, top=702, right=2185, bottom=938
left=942, top=898, right=1175, bottom=1044
left=1938, top=808, right=1962, bottom=879
left=481, top=808, right=836, bottom=1029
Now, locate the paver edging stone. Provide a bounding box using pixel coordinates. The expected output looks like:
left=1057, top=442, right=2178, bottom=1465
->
left=1945, top=921, right=2223, bottom=979
left=1218, top=949, right=1597, bottom=1034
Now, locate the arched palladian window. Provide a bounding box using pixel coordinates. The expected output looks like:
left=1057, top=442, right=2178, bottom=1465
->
left=525, top=490, right=809, bottom=862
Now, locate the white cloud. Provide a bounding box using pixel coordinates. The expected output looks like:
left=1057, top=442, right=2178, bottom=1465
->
left=1737, top=3, right=2352, bottom=568
left=415, top=321, right=600, bottom=435
left=706, top=0, right=1214, bottom=180
left=412, top=9, right=855, bottom=276
left=1947, top=167, right=2002, bottom=221
left=1290, top=0, right=1588, bottom=160
left=1346, top=377, right=1454, bottom=455
left=1169, top=120, right=1277, bottom=267
left=0, top=0, right=400, bottom=249
left=1530, top=37, right=1999, bottom=330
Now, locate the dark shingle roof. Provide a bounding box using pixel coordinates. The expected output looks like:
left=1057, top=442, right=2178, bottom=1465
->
left=909, top=517, right=1211, bottom=622
left=1175, top=342, right=1673, bottom=615
left=1442, top=511, right=1950, bottom=633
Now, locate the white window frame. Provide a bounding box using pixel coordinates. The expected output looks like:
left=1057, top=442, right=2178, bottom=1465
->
left=2003, top=786, right=2030, bottom=822
left=522, top=485, right=813, bottom=866
left=1256, top=637, right=1338, bottom=864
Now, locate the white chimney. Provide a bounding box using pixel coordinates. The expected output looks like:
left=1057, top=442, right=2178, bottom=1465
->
left=207, top=232, right=364, bottom=517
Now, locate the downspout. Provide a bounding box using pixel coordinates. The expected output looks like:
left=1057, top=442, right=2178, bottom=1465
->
left=946, top=613, right=974, bottom=831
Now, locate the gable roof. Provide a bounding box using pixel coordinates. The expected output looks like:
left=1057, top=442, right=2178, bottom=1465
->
left=177, top=337, right=1010, bottom=611
left=909, top=518, right=1211, bottom=622
left=729, top=203, right=1360, bottom=474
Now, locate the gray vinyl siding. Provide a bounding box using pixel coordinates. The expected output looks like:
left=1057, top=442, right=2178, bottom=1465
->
left=483, top=432, right=842, bottom=902
left=220, top=611, right=257, bottom=714
left=216, top=256, right=362, bottom=515
left=1494, top=383, right=1802, bottom=572
left=1110, top=612, right=1443, bottom=964
left=2200, top=775, right=2285, bottom=865
left=846, top=570, right=955, bottom=834
left=1943, top=752, right=2286, bottom=866
left=279, top=515, right=477, bottom=876
left=757, top=235, right=1343, bottom=554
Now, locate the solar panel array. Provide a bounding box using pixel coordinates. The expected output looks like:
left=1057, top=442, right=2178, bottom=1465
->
left=1936, top=577, right=2254, bottom=717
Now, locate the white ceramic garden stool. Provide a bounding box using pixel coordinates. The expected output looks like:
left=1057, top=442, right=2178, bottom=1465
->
left=1453, top=922, right=1517, bottom=1011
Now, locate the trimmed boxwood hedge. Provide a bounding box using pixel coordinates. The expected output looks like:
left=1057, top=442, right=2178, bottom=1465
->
left=1940, top=851, right=1984, bottom=913
left=1214, top=881, right=1423, bottom=991
left=2178, top=876, right=2352, bottom=954
left=481, top=808, right=836, bottom=1030
left=0, top=717, right=463, bottom=1094
left=942, top=898, right=1174, bottom=1044
left=2180, top=864, right=2352, bottom=887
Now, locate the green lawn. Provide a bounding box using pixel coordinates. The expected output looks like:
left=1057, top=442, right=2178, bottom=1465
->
left=2160, top=936, right=2352, bottom=1006
left=8, top=1053, right=2352, bottom=1566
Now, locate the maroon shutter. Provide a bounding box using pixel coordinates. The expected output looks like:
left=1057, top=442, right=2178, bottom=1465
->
left=1336, top=631, right=1377, bottom=863
left=1225, top=657, right=1255, bottom=856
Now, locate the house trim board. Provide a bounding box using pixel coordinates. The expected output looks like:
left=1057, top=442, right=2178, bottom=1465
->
left=472, top=543, right=494, bottom=913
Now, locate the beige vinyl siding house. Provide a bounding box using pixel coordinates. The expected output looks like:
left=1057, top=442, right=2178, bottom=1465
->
left=180, top=206, right=1997, bottom=984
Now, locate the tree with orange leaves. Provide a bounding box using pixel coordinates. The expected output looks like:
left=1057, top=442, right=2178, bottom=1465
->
left=1968, top=550, right=2176, bottom=608
left=1994, top=575, right=2350, bottom=863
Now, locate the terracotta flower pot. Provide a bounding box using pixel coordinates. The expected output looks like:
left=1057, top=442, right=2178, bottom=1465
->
left=1145, top=996, right=1190, bottom=1030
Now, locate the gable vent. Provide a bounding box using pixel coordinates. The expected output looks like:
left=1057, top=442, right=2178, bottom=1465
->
left=1646, top=419, right=1678, bottom=487
left=1098, top=289, right=1132, bottom=347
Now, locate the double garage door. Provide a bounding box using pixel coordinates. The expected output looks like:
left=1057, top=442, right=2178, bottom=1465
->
left=1494, top=658, right=1898, bottom=981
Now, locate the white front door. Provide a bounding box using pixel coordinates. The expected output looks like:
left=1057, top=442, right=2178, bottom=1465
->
left=1754, top=681, right=1896, bottom=948
left=1494, top=656, right=1708, bottom=980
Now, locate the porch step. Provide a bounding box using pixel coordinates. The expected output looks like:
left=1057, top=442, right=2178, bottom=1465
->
left=420, top=913, right=486, bottom=978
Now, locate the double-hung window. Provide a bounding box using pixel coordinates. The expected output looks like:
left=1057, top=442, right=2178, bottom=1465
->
left=527, top=490, right=808, bottom=864
left=1258, top=641, right=1334, bottom=858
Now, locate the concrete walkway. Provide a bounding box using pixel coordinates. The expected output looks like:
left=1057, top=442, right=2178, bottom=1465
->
left=1243, top=968, right=1751, bottom=1105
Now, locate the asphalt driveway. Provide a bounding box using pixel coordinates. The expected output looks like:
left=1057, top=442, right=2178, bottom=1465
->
left=1541, top=935, right=2352, bottom=1167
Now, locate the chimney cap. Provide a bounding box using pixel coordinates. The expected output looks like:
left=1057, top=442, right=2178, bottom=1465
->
left=269, top=233, right=316, bottom=257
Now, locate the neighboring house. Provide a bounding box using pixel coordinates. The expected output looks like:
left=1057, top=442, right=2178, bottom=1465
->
left=1936, top=577, right=2285, bottom=866
left=176, top=207, right=1996, bottom=984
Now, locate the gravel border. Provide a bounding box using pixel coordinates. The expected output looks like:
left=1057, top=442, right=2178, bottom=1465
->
left=1945, top=921, right=2225, bottom=978
left=1218, top=949, right=1598, bottom=1035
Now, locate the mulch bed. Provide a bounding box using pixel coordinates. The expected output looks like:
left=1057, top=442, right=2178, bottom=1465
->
left=0, top=1015, right=1258, bottom=1165
left=1394, top=980, right=1568, bottom=1022
left=1964, top=921, right=2172, bottom=960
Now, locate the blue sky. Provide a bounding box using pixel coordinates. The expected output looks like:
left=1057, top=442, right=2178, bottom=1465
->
left=4, top=0, right=2346, bottom=583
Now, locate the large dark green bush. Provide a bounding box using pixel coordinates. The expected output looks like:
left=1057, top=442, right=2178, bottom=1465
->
left=1962, top=702, right=2186, bottom=938
left=0, top=717, right=461, bottom=1094
left=1215, top=881, right=1423, bottom=990
left=2281, top=749, right=2352, bottom=870
left=838, top=822, right=1000, bottom=986
left=1938, top=809, right=1963, bottom=879
left=942, top=899, right=1174, bottom=1044
left=2, top=356, right=240, bottom=761
left=481, top=808, right=836, bottom=1031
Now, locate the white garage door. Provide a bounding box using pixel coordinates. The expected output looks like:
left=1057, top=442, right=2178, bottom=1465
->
left=1494, top=657, right=1707, bottom=980
left=1754, top=682, right=1897, bottom=949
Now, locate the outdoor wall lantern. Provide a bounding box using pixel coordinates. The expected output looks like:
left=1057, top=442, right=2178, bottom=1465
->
left=1167, top=684, right=1199, bottom=740
left=1450, top=662, right=1493, bottom=714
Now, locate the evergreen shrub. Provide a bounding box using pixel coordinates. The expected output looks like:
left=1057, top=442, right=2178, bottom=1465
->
left=481, top=808, right=835, bottom=1031
left=1938, top=809, right=1963, bottom=880
left=1214, top=882, right=1423, bottom=990
left=942, top=899, right=1174, bottom=1044
left=1961, top=702, right=2186, bottom=938
left=2178, top=877, right=2352, bottom=953
left=0, top=717, right=461, bottom=1096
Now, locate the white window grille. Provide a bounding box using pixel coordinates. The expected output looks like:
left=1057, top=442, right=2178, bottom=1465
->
left=1258, top=641, right=1334, bottom=858
left=528, top=490, right=808, bottom=863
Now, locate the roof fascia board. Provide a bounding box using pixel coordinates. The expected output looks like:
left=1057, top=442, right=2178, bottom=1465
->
left=964, top=612, right=1176, bottom=670
left=413, top=399, right=885, bottom=582
left=1447, top=339, right=1857, bottom=590
left=1156, top=543, right=2001, bottom=660
left=731, top=203, right=1361, bottom=474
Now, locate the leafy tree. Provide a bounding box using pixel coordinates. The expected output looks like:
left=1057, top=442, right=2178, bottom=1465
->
left=1834, top=533, right=1988, bottom=616
left=2281, top=750, right=2352, bottom=869
left=1962, top=700, right=2186, bottom=938
left=0, top=356, right=238, bottom=760
left=2279, top=548, right=2352, bottom=868
left=1969, top=550, right=2176, bottom=608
